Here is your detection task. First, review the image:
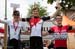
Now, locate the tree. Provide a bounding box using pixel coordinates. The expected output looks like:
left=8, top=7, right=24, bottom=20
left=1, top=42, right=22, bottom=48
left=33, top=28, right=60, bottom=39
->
left=47, top=0, right=75, bottom=10
left=27, top=3, right=48, bottom=18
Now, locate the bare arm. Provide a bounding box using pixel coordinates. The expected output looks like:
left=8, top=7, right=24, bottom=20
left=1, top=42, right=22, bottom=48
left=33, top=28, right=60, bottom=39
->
left=21, top=30, right=31, bottom=35
left=21, top=22, right=31, bottom=35
left=50, top=8, right=61, bottom=19
left=42, top=28, right=54, bottom=36
left=0, top=19, right=7, bottom=24
left=42, top=31, right=49, bottom=36
left=42, top=6, right=61, bottom=21
left=50, top=4, right=62, bottom=19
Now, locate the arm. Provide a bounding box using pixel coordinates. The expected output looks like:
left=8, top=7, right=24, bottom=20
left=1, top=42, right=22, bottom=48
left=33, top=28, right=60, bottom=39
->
left=67, top=25, right=75, bottom=30
left=68, top=26, right=75, bottom=33
left=50, top=4, right=62, bottom=18
left=21, top=30, right=31, bottom=35
left=21, top=18, right=30, bottom=22
left=71, top=26, right=75, bottom=30
left=42, top=31, right=49, bottom=36
left=21, top=22, right=31, bottom=35
left=41, top=4, right=61, bottom=21
left=41, top=8, right=61, bottom=21
left=41, top=16, right=50, bottom=21
left=68, top=26, right=72, bottom=30
left=0, top=19, right=7, bottom=24
left=42, top=28, right=54, bottom=36
left=50, top=8, right=61, bottom=19
left=66, top=25, right=75, bottom=33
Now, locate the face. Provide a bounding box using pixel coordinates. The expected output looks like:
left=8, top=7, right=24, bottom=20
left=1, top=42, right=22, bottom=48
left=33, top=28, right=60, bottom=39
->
left=32, top=9, right=39, bottom=17
left=55, top=16, right=62, bottom=25
left=13, top=15, right=20, bottom=21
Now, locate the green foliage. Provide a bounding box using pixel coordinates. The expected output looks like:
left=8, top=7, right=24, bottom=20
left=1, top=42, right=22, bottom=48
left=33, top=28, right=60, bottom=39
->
left=27, top=3, right=48, bottom=18
left=47, top=0, right=54, bottom=4
left=47, top=0, right=75, bottom=10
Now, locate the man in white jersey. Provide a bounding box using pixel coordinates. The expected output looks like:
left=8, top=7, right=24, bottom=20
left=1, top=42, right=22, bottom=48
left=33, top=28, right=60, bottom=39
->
left=0, top=10, right=26, bottom=49
left=21, top=6, right=61, bottom=49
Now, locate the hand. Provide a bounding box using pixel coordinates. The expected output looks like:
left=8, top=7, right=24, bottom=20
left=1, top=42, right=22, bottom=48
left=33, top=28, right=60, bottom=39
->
left=42, top=31, right=49, bottom=36
left=55, top=3, right=62, bottom=10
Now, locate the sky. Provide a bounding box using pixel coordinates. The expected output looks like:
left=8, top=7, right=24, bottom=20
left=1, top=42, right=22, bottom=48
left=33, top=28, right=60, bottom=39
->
left=0, top=0, right=57, bottom=28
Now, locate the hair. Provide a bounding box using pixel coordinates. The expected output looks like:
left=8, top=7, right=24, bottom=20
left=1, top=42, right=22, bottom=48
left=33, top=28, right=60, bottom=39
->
left=56, top=14, right=61, bottom=17
left=13, top=10, right=20, bottom=16
left=31, top=7, right=39, bottom=13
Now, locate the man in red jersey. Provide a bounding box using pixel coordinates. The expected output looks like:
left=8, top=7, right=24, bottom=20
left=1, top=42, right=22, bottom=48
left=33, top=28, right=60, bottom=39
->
left=43, top=15, right=75, bottom=49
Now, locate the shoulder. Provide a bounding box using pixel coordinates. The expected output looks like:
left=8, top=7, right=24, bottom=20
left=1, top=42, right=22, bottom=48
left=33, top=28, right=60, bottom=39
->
left=51, top=26, right=57, bottom=28
left=63, top=25, right=69, bottom=28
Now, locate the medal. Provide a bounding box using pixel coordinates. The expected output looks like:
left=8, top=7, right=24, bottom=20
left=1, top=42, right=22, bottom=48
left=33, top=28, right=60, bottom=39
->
left=13, top=21, right=19, bottom=35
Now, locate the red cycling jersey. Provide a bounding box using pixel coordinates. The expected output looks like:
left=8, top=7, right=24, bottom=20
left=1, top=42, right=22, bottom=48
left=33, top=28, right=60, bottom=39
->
left=49, top=25, right=71, bottom=47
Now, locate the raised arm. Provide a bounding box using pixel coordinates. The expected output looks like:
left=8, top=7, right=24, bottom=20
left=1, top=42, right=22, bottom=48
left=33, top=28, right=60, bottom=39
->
left=50, top=3, right=62, bottom=19
left=21, top=18, right=30, bottom=22
left=50, top=7, right=61, bottom=19
left=41, top=5, right=61, bottom=21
